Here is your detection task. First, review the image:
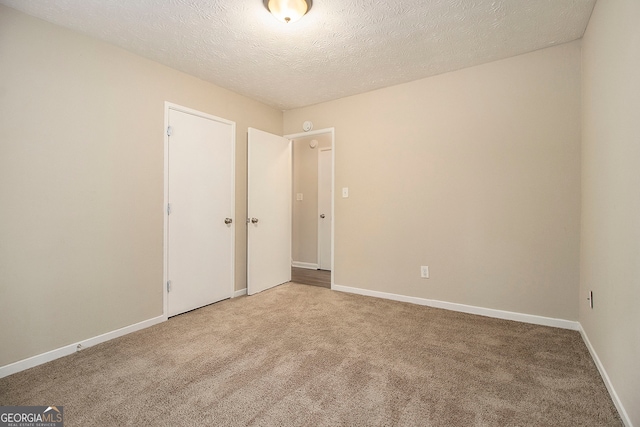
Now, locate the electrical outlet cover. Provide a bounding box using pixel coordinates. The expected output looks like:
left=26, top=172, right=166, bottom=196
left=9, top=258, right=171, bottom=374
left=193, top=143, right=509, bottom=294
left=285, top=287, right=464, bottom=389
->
left=421, top=266, right=429, bottom=278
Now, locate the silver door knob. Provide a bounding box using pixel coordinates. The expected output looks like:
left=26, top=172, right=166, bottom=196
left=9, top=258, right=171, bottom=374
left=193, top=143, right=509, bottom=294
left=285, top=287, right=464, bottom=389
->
left=320, top=214, right=325, bottom=218
left=224, top=218, right=233, bottom=224
left=251, top=218, right=259, bottom=224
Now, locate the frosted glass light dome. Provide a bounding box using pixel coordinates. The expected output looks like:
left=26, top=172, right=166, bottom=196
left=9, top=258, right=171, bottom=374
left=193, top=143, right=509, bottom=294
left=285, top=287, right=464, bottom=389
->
left=264, top=0, right=311, bottom=24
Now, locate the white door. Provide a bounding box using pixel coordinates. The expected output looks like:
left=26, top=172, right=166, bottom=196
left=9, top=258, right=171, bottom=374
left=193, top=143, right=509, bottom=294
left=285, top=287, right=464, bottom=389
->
left=166, top=107, right=235, bottom=317
left=247, top=128, right=292, bottom=295
left=318, top=148, right=332, bottom=270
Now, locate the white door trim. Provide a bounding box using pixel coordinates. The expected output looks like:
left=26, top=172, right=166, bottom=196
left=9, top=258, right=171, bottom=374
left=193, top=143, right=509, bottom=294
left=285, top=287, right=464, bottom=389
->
left=285, top=128, right=335, bottom=289
left=163, top=102, right=236, bottom=319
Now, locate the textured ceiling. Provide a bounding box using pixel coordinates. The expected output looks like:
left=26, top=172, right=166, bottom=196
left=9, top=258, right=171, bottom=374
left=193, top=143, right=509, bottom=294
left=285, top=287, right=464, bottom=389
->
left=1, top=0, right=596, bottom=110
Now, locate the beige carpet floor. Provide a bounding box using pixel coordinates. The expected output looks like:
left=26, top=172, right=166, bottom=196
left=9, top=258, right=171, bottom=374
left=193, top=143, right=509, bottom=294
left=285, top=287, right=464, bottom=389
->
left=0, top=283, right=621, bottom=426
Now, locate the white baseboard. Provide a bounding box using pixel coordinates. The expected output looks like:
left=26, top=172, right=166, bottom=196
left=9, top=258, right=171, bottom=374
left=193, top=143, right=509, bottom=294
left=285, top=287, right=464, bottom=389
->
left=0, top=315, right=165, bottom=379
left=292, top=261, right=319, bottom=270
left=233, top=288, right=247, bottom=298
left=332, top=284, right=579, bottom=331
left=579, top=324, right=633, bottom=427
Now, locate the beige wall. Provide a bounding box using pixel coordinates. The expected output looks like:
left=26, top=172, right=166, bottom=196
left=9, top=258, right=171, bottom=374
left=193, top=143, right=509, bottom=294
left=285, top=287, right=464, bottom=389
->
left=285, top=41, right=582, bottom=321
left=292, top=134, right=332, bottom=265
left=0, top=5, right=282, bottom=366
left=581, top=0, right=640, bottom=423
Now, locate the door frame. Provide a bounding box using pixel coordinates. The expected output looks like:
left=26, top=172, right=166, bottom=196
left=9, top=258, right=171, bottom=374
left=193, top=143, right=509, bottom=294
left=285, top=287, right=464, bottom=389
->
left=163, top=102, right=236, bottom=319
left=285, top=128, right=335, bottom=289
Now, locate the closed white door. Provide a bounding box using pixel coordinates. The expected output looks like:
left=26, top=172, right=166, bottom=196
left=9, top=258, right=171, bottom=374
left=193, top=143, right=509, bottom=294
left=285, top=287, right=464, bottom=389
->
left=167, top=107, right=235, bottom=317
left=318, top=148, right=332, bottom=271
left=247, top=128, right=291, bottom=295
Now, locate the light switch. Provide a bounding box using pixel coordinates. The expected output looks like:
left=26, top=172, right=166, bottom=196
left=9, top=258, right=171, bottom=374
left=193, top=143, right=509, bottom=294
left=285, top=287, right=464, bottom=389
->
left=296, top=193, right=303, bottom=201
left=342, top=187, right=349, bottom=198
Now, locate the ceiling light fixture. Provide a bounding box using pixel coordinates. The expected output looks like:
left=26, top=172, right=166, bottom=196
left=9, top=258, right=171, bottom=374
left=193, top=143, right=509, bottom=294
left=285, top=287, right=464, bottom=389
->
left=264, top=0, right=312, bottom=24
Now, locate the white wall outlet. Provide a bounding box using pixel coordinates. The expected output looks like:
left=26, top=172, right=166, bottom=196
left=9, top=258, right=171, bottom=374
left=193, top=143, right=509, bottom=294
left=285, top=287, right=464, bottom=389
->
left=296, top=193, right=303, bottom=201
left=342, top=187, right=349, bottom=198
left=421, top=266, right=429, bottom=278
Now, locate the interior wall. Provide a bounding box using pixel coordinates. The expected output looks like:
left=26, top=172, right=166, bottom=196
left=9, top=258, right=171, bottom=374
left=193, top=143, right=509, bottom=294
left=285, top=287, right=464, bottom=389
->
left=292, top=134, right=332, bottom=265
left=0, top=5, right=282, bottom=367
left=580, top=0, right=640, bottom=423
left=284, top=41, right=582, bottom=321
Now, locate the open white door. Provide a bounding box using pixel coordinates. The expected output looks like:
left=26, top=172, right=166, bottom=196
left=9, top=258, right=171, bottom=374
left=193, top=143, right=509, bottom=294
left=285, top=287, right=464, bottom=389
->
left=318, top=148, right=332, bottom=271
left=247, top=128, right=292, bottom=295
left=166, top=106, right=235, bottom=316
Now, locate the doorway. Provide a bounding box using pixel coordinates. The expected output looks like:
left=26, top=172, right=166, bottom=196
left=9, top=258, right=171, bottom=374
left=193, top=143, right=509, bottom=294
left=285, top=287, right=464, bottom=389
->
left=288, top=129, right=335, bottom=289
